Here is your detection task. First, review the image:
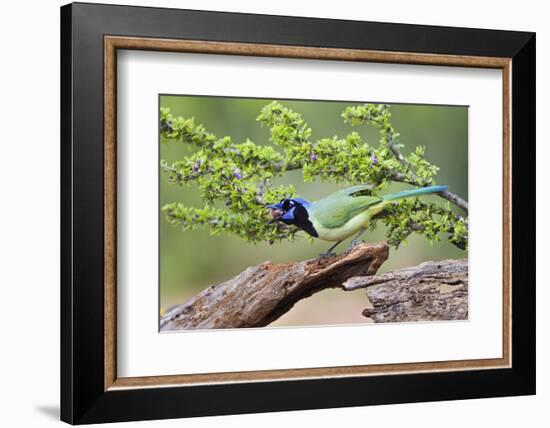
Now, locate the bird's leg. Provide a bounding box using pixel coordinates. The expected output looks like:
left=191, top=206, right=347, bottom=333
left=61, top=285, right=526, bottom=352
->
left=347, top=228, right=366, bottom=250
left=326, top=239, right=344, bottom=254
left=316, top=240, right=343, bottom=261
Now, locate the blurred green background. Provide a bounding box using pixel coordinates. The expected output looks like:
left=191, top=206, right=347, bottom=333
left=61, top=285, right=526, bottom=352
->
left=159, top=95, right=468, bottom=327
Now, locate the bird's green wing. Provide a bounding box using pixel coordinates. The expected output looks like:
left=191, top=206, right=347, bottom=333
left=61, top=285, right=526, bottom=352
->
left=310, top=193, right=382, bottom=229
left=325, top=184, right=374, bottom=199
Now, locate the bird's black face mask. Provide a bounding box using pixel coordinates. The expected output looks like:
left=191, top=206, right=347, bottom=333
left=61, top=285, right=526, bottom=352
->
left=265, top=198, right=318, bottom=237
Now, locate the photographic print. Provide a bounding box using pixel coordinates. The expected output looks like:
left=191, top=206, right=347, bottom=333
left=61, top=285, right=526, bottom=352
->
left=159, top=95, right=468, bottom=331
left=62, top=6, right=534, bottom=421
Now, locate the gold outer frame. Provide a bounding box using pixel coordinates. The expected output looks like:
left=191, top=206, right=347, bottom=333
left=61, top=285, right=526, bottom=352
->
left=104, top=36, right=512, bottom=391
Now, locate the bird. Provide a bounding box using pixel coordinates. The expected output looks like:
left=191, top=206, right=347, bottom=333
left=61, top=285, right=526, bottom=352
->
left=266, top=184, right=448, bottom=257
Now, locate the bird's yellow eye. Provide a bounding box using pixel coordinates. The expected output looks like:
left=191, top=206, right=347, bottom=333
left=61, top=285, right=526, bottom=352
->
left=281, top=199, right=294, bottom=211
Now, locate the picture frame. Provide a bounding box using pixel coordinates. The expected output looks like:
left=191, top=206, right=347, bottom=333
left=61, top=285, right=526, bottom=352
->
left=60, top=2, right=535, bottom=424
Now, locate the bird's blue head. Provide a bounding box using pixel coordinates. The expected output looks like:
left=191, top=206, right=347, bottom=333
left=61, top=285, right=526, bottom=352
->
left=266, top=198, right=318, bottom=237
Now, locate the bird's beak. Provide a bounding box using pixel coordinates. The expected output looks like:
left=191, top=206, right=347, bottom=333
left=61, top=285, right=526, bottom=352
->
left=266, top=204, right=283, bottom=224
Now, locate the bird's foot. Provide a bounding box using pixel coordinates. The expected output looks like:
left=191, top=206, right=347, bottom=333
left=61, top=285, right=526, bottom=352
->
left=350, top=238, right=365, bottom=248
left=343, top=239, right=365, bottom=254
left=316, top=251, right=337, bottom=263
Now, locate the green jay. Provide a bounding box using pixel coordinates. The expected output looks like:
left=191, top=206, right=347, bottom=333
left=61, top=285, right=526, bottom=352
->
left=266, top=184, right=448, bottom=256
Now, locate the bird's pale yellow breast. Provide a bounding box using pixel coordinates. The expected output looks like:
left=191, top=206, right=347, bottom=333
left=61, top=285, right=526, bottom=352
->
left=311, top=211, right=371, bottom=242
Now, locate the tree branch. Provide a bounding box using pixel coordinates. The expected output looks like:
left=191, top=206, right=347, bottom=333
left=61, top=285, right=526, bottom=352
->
left=160, top=242, right=390, bottom=330
left=438, top=189, right=469, bottom=213
left=343, top=259, right=468, bottom=322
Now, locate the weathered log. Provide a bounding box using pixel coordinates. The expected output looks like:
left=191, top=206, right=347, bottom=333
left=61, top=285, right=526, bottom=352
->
left=343, top=259, right=468, bottom=323
left=160, top=241, right=390, bottom=331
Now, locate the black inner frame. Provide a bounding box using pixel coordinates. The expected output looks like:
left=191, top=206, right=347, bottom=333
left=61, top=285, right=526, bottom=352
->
left=61, top=2, right=535, bottom=424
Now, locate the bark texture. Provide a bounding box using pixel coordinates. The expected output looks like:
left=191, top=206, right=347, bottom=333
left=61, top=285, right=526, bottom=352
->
left=344, top=259, right=468, bottom=322
left=160, top=242, right=390, bottom=330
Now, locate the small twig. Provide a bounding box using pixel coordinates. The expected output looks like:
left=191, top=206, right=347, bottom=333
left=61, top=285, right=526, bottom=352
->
left=388, top=135, right=412, bottom=170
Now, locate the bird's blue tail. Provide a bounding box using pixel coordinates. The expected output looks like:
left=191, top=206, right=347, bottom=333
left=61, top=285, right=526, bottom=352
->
left=382, top=185, right=448, bottom=202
